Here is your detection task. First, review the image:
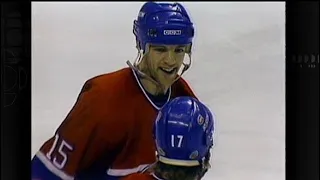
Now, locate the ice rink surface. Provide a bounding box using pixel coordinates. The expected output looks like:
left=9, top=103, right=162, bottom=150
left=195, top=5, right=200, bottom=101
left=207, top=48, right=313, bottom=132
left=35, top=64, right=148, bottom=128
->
left=32, top=2, right=285, bottom=180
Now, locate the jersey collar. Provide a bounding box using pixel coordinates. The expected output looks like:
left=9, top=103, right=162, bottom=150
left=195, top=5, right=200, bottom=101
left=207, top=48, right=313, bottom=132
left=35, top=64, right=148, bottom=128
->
left=131, top=68, right=171, bottom=110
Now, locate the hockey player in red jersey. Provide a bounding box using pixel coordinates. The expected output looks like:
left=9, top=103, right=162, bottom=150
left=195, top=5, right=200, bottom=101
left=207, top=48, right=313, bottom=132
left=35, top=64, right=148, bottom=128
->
left=122, top=97, right=215, bottom=180
left=32, top=2, right=198, bottom=180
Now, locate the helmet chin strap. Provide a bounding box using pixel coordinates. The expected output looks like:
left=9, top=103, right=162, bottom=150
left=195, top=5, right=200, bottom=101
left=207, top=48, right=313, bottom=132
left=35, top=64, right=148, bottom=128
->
left=173, top=53, right=192, bottom=82
left=126, top=50, right=162, bottom=88
left=126, top=49, right=192, bottom=95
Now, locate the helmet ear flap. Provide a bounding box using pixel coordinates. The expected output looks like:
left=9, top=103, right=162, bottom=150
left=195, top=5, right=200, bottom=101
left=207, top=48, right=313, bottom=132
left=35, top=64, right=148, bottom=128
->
left=135, top=39, right=141, bottom=51
left=186, top=43, right=192, bottom=54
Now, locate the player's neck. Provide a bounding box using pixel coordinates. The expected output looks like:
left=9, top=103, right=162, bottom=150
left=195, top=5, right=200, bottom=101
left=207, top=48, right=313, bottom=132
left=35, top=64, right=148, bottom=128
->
left=140, top=78, right=169, bottom=96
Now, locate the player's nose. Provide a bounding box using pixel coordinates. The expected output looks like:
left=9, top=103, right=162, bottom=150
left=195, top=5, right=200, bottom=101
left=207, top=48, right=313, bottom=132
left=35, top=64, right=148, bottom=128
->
left=163, top=52, right=176, bottom=66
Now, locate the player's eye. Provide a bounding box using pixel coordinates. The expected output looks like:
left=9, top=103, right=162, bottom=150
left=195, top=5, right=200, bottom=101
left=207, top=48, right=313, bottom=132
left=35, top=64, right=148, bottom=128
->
left=175, top=48, right=185, bottom=53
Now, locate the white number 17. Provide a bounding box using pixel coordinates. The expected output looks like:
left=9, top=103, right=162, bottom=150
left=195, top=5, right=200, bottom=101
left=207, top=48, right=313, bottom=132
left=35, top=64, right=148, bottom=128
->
left=171, top=135, right=184, bottom=148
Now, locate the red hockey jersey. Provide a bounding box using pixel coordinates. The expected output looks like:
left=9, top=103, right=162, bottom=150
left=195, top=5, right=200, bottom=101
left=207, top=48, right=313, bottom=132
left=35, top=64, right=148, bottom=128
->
left=121, top=173, right=157, bottom=180
left=33, top=67, right=196, bottom=179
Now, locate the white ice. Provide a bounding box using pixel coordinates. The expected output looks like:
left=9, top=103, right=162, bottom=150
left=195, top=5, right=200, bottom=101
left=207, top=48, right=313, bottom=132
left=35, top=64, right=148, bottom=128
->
left=32, top=2, right=285, bottom=180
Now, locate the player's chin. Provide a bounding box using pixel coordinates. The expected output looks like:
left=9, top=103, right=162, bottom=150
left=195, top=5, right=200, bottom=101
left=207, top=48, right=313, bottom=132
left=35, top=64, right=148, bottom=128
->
left=156, top=69, right=177, bottom=86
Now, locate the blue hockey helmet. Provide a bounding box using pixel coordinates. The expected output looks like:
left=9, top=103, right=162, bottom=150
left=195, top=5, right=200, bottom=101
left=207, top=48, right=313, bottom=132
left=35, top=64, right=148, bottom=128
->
left=133, top=2, right=195, bottom=52
left=154, top=96, right=215, bottom=167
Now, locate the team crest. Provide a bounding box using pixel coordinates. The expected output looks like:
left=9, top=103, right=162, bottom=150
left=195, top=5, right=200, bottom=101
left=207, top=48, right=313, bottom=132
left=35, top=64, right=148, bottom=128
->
left=189, top=150, right=199, bottom=160
left=197, top=115, right=204, bottom=125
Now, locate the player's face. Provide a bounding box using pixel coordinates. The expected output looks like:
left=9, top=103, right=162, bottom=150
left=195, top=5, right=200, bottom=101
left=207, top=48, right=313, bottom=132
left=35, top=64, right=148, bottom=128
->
left=146, top=44, right=187, bottom=87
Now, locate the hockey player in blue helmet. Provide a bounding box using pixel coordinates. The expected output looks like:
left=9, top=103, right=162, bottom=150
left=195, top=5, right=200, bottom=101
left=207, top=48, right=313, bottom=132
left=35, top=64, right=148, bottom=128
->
left=32, top=2, right=200, bottom=180
left=122, top=96, right=215, bottom=180
left=127, top=1, right=195, bottom=95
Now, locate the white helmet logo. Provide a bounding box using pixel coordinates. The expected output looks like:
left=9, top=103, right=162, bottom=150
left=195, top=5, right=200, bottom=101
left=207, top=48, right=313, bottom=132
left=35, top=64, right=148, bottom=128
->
left=163, top=30, right=182, bottom=36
